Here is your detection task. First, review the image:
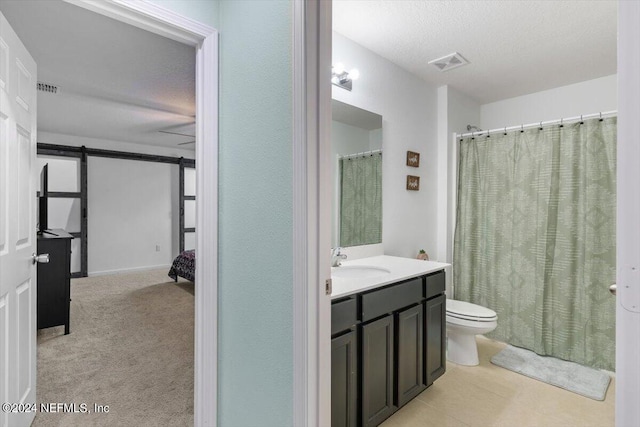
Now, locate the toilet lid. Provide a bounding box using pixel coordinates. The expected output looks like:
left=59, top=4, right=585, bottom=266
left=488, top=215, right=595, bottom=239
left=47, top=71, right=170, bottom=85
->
left=446, top=299, right=497, bottom=321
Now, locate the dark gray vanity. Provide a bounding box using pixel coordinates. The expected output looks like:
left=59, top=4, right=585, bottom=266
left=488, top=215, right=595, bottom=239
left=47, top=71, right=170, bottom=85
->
left=331, top=269, right=446, bottom=427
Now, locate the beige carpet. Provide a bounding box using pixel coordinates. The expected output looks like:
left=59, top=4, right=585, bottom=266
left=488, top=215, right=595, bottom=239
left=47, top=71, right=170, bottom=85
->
left=34, top=269, right=194, bottom=427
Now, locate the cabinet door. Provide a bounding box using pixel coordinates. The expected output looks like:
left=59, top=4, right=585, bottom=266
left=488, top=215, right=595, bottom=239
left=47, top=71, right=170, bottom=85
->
left=332, top=330, right=358, bottom=427
left=396, top=304, right=424, bottom=407
left=361, top=315, right=394, bottom=427
left=425, top=294, right=446, bottom=385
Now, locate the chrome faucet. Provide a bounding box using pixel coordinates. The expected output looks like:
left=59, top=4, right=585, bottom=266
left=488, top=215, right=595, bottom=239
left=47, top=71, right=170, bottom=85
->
left=331, top=247, right=347, bottom=267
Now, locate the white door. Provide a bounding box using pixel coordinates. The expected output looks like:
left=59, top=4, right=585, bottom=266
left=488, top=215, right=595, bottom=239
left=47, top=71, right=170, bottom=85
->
left=617, top=2, right=640, bottom=426
left=0, top=10, right=38, bottom=427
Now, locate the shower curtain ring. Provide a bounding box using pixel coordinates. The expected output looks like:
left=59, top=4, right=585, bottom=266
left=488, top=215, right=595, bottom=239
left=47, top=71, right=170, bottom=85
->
left=580, top=115, right=584, bottom=124
left=487, top=130, right=490, bottom=138
left=539, top=121, right=543, bottom=130
left=520, top=124, right=524, bottom=133
left=599, top=112, right=603, bottom=121
left=560, top=118, right=564, bottom=128
left=504, top=127, right=507, bottom=136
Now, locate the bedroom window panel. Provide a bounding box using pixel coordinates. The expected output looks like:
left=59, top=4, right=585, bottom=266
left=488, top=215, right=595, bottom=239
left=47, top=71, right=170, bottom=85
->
left=36, top=151, right=86, bottom=278
left=48, top=198, right=81, bottom=233
left=179, top=163, right=195, bottom=253
left=37, top=156, right=80, bottom=192
left=184, top=200, right=196, bottom=229
left=184, top=232, right=196, bottom=251
left=184, top=167, right=196, bottom=196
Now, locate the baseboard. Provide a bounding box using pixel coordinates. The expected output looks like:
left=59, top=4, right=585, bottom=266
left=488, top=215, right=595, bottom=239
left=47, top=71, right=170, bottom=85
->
left=88, top=264, right=171, bottom=277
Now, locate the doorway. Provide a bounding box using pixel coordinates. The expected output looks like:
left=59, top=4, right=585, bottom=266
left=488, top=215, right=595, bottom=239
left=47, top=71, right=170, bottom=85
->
left=300, top=2, right=640, bottom=426
left=55, top=2, right=218, bottom=425
left=0, top=1, right=217, bottom=425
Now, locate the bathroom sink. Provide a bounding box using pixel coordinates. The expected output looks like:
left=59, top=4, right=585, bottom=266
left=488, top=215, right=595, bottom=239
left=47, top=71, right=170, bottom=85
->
left=331, top=265, right=391, bottom=279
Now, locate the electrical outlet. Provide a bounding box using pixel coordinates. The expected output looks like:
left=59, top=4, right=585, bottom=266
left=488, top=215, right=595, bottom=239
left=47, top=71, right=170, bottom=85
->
left=155, top=245, right=160, bottom=252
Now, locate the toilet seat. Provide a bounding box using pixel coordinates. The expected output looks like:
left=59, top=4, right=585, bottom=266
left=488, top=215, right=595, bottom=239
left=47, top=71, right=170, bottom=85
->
left=446, top=299, right=497, bottom=322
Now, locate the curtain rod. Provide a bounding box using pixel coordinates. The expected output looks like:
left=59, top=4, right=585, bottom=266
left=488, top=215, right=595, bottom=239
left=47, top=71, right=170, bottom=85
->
left=456, top=110, right=617, bottom=139
left=338, top=149, right=382, bottom=160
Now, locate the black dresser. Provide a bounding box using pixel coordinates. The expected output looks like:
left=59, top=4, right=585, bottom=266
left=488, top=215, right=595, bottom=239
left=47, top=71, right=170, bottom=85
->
left=37, top=229, right=73, bottom=335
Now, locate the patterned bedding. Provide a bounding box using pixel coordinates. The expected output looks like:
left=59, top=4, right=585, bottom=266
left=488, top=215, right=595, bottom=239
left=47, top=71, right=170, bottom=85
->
left=168, top=250, right=195, bottom=282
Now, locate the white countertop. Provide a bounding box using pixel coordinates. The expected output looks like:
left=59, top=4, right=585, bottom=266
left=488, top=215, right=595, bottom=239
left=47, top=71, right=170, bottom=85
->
left=330, top=255, right=450, bottom=299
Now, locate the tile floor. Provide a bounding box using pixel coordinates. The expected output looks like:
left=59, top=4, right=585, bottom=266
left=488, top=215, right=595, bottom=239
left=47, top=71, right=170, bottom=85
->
left=381, top=337, right=615, bottom=427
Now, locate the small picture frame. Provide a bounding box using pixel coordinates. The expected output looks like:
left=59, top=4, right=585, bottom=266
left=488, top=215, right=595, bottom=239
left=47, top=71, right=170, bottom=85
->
left=406, top=151, right=420, bottom=167
left=406, top=175, right=420, bottom=191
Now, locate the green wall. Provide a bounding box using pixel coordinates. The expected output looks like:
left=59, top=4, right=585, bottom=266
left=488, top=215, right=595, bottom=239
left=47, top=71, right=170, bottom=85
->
left=217, top=1, right=293, bottom=425
left=150, top=1, right=294, bottom=425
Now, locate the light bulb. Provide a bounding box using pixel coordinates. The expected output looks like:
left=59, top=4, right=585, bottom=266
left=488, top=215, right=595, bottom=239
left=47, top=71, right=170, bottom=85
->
left=349, top=69, right=360, bottom=80
left=333, top=62, right=345, bottom=74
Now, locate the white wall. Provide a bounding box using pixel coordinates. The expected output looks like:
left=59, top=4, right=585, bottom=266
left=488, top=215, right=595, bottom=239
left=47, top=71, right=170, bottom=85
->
left=88, top=157, right=176, bottom=275
left=436, top=85, right=481, bottom=295
left=480, top=74, right=617, bottom=130
left=333, top=32, right=439, bottom=259
left=38, top=132, right=196, bottom=275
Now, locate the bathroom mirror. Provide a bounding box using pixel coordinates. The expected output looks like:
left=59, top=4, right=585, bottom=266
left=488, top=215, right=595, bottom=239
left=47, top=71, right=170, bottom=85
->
left=331, top=99, right=383, bottom=248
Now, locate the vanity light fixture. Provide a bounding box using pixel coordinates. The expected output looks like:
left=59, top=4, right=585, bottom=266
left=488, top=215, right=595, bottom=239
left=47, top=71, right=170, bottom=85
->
left=332, top=62, right=360, bottom=91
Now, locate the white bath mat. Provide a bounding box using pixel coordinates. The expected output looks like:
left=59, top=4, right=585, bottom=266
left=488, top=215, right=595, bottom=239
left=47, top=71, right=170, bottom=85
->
left=490, top=345, right=611, bottom=401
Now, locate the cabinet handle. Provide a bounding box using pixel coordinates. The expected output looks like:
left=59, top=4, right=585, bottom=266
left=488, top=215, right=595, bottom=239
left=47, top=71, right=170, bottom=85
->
left=32, top=253, right=50, bottom=264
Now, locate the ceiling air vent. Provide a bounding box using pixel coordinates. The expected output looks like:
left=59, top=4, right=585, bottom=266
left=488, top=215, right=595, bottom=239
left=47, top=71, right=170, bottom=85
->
left=37, top=82, right=60, bottom=94
left=428, top=52, right=469, bottom=72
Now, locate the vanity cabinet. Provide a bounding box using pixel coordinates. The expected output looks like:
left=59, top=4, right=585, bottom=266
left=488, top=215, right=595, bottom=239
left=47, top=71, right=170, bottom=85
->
left=332, top=297, right=359, bottom=427
left=361, top=315, right=394, bottom=427
left=331, top=269, right=446, bottom=427
left=396, top=304, right=424, bottom=407
left=425, top=294, right=446, bottom=385
left=424, top=271, right=446, bottom=385
left=332, top=330, right=358, bottom=427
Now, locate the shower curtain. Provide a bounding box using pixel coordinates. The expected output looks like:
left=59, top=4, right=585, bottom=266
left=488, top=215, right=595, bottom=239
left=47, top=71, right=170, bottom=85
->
left=339, top=153, right=382, bottom=247
left=453, top=117, right=616, bottom=371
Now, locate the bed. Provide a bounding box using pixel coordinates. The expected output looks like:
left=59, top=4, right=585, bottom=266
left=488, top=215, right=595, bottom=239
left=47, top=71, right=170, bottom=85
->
left=168, top=250, right=195, bottom=282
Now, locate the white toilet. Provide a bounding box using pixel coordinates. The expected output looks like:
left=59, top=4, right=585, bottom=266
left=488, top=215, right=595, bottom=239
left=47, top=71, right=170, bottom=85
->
left=446, top=299, right=498, bottom=366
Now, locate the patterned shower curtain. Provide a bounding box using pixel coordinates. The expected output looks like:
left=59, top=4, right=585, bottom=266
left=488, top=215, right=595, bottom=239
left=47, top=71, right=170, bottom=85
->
left=339, top=153, right=382, bottom=247
left=453, top=117, right=617, bottom=371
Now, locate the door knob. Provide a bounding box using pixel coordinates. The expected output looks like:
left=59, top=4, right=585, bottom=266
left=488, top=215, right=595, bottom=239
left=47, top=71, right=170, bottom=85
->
left=609, top=284, right=617, bottom=296
left=32, top=253, right=50, bottom=264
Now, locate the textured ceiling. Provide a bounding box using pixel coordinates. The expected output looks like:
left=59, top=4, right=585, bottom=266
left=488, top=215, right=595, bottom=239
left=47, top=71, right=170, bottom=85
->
left=333, top=0, right=617, bottom=104
left=0, top=0, right=195, bottom=149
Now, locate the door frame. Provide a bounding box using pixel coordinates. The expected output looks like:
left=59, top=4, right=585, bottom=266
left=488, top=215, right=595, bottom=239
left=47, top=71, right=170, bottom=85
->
left=616, top=2, right=640, bottom=426
left=63, top=1, right=218, bottom=425
left=305, top=1, right=640, bottom=426
left=293, top=0, right=332, bottom=425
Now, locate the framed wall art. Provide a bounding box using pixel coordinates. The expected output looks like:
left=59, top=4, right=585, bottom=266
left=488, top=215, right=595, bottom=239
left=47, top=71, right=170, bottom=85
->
left=406, top=175, right=420, bottom=191
left=406, top=151, right=420, bottom=167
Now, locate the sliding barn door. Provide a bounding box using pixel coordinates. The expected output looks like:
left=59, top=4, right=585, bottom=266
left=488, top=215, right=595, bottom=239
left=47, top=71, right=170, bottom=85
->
left=0, top=11, right=38, bottom=427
